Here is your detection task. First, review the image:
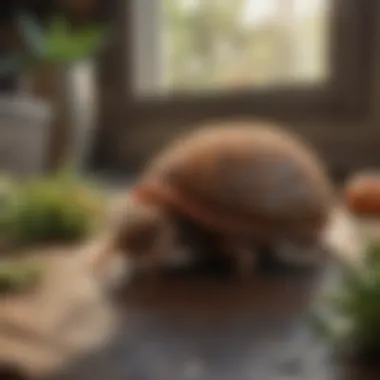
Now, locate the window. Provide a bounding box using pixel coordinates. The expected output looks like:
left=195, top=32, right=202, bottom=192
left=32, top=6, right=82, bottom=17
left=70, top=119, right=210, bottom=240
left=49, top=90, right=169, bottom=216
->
left=126, top=0, right=372, bottom=117
left=93, top=0, right=374, bottom=171
left=135, top=0, right=331, bottom=96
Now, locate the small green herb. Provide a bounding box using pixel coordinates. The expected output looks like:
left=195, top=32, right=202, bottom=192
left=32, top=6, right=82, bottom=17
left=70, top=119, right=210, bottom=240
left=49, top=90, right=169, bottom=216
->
left=18, top=12, right=108, bottom=63
left=0, top=170, right=106, bottom=247
left=0, top=261, right=42, bottom=293
left=311, top=241, right=380, bottom=357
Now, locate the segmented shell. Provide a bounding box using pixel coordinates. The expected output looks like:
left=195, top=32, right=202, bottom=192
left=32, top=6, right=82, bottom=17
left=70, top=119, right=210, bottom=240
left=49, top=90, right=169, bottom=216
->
left=135, top=121, right=335, bottom=239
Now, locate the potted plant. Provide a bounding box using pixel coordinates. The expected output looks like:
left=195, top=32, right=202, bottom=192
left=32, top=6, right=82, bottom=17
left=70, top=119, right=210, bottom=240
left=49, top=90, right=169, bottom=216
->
left=0, top=169, right=106, bottom=293
left=0, top=0, right=109, bottom=176
left=311, top=241, right=380, bottom=368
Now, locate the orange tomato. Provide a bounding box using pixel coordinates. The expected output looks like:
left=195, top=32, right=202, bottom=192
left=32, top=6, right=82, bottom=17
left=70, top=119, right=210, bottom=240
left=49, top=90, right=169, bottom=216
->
left=344, top=174, right=380, bottom=215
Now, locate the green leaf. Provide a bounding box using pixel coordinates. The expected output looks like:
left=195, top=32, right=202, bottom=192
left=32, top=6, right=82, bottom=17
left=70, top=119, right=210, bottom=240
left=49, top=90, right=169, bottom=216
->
left=17, top=11, right=107, bottom=63
left=313, top=240, right=380, bottom=352
left=17, top=12, right=47, bottom=57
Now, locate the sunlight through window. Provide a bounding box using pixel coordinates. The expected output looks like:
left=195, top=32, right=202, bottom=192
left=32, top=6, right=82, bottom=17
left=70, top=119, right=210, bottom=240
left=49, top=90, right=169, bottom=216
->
left=158, top=0, right=331, bottom=94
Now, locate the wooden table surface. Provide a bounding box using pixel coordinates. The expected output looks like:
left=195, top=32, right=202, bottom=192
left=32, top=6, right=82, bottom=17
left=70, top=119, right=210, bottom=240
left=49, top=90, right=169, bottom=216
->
left=0, top=210, right=378, bottom=380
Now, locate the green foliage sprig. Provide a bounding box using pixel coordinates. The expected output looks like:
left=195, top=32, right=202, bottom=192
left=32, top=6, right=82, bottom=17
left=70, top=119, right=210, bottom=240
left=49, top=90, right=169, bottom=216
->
left=0, top=11, right=108, bottom=77
left=310, top=242, right=380, bottom=359
left=0, top=169, right=106, bottom=247
left=18, top=12, right=108, bottom=63
left=0, top=261, right=42, bottom=293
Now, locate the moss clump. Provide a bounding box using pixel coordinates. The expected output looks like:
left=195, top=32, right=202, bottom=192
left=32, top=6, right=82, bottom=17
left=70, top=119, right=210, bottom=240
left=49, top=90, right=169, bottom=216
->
left=0, top=261, right=42, bottom=293
left=1, top=170, right=106, bottom=247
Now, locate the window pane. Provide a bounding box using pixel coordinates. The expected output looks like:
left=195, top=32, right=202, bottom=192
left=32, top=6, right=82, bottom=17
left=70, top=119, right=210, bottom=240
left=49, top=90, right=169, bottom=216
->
left=160, top=0, right=331, bottom=94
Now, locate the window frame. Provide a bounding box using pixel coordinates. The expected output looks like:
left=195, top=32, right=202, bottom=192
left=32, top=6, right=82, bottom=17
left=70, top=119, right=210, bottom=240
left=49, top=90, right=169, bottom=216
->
left=92, top=0, right=376, bottom=172
left=120, top=0, right=374, bottom=119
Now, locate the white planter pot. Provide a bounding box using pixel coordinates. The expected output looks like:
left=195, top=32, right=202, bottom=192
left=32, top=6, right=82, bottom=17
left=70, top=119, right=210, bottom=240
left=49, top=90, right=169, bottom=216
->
left=0, top=95, right=52, bottom=177
left=69, top=60, right=97, bottom=173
